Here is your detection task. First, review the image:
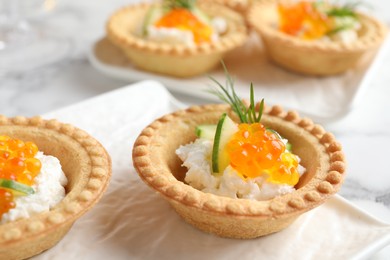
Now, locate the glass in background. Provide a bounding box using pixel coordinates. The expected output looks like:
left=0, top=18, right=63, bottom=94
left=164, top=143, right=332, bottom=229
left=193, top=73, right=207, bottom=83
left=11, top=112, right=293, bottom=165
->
left=0, top=0, right=69, bottom=75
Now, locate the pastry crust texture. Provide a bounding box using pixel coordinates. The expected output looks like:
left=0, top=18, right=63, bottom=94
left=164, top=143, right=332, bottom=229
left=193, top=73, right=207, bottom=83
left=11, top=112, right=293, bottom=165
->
left=0, top=115, right=112, bottom=260
left=132, top=104, right=346, bottom=239
left=247, top=0, right=388, bottom=76
left=106, top=2, right=248, bottom=77
left=205, top=0, right=253, bottom=14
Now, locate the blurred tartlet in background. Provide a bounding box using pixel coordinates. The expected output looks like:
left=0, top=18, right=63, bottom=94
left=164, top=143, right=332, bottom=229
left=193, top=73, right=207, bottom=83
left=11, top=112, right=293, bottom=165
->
left=247, top=0, right=387, bottom=76
left=106, top=0, right=248, bottom=77
left=207, top=0, right=253, bottom=14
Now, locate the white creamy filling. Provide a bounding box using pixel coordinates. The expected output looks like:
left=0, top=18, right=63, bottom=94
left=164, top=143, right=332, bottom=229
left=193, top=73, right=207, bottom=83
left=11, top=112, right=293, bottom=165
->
left=1, top=152, right=67, bottom=224
left=145, top=16, right=227, bottom=46
left=276, top=15, right=361, bottom=44
left=328, top=17, right=361, bottom=44
left=211, top=16, right=228, bottom=35
left=146, top=26, right=195, bottom=46
left=176, top=139, right=305, bottom=201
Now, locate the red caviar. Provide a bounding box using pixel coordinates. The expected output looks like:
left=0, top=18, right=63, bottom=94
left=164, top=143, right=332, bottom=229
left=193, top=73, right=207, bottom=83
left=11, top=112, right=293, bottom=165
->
left=155, top=8, right=213, bottom=44
left=0, top=189, right=15, bottom=218
left=0, top=136, right=41, bottom=218
left=278, top=1, right=332, bottom=40
left=226, top=123, right=300, bottom=186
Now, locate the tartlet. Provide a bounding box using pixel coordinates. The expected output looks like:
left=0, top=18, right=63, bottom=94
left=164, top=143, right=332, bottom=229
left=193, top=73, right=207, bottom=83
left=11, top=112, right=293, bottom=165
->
left=106, top=1, right=248, bottom=77
left=0, top=115, right=111, bottom=260
left=247, top=0, right=387, bottom=76
left=132, top=104, right=346, bottom=239
left=207, top=0, right=253, bottom=14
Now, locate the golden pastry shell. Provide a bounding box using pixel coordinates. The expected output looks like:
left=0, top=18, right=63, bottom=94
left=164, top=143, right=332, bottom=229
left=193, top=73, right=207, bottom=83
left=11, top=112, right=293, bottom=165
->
left=205, top=0, right=253, bottom=14
left=106, top=2, right=248, bottom=77
left=247, top=0, right=388, bottom=76
left=0, top=115, right=112, bottom=260
left=132, top=104, right=346, bottom=239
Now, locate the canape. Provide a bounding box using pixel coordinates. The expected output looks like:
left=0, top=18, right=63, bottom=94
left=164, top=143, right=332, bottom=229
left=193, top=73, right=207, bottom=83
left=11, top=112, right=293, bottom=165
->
left=247, top=0, right=387, bottom=76
left=0, top=116, right=111, bottom=259
left=132, top=72, right=346, bottom=238
left=106, top=0, right=248, bottom=77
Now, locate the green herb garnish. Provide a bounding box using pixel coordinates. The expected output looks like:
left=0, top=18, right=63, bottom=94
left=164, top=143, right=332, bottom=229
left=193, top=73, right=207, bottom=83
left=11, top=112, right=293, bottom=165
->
left=208, top=63, right=264, bottom=124
left=326, top=2, right=359, bottom=18
left=327, top=24, right=353, bottom=35
left=326, top=2, right=361, bottom=36
left=207, top=62, right=293, bottom=151
left=163, top=0, right=196, bottom=11
left=319, top=1, right=362, bottom=35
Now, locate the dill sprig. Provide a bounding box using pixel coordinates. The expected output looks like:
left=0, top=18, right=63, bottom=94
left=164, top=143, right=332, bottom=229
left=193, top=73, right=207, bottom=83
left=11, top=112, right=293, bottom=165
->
left=207, top=63, right=264, bottom=124
left=327, top=24, right=352, bottom=35
left=326, top=2, right=359, bottom=18
left=163, top=0, right=196, bottom=10
left=324, top=1, right=362, bottom=35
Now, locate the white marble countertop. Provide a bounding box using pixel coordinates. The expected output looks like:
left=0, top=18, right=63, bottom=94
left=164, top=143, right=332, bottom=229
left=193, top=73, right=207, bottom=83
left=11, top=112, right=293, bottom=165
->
left=1, top=0, right=390, bottom=258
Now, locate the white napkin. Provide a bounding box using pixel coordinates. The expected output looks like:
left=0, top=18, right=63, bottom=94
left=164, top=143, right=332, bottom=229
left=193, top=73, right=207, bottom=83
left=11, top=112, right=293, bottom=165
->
left=33, top=81, right=390, bottom=260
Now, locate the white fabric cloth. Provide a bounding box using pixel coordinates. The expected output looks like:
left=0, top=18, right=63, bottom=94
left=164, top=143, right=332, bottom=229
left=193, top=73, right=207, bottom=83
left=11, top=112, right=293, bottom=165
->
left=33, top=81, right=390, bottom=260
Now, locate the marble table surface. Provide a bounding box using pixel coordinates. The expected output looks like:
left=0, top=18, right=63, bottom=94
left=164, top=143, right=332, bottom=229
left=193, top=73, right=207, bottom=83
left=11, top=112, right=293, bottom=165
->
left=1, top=0, right=390, bottom=258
